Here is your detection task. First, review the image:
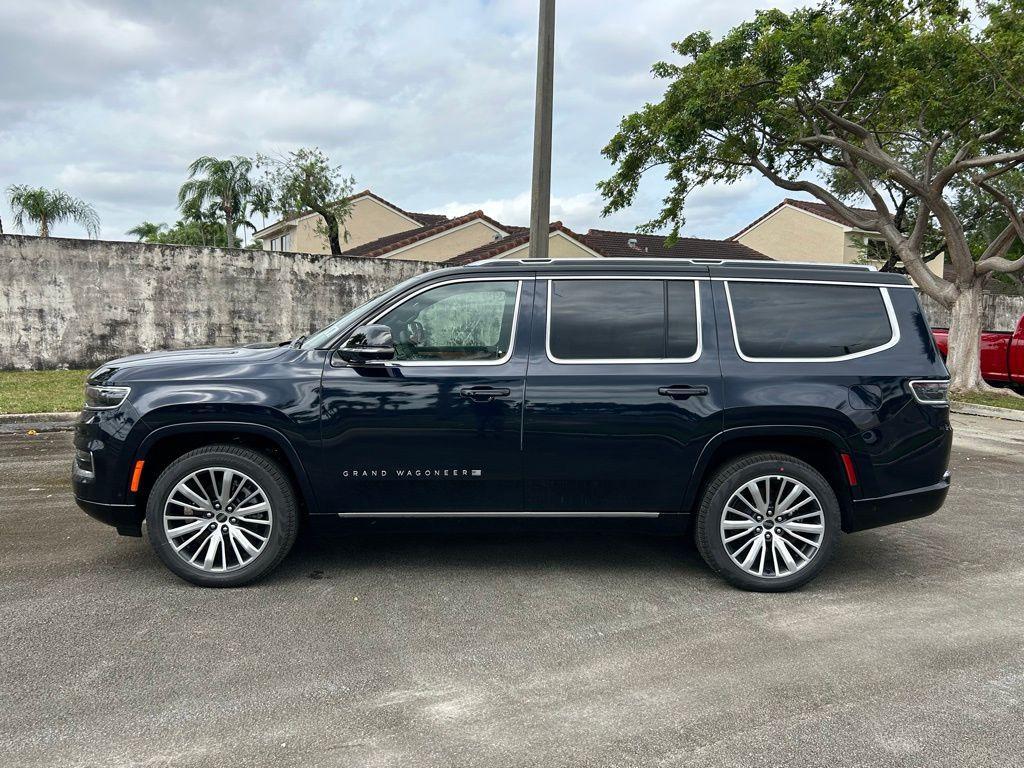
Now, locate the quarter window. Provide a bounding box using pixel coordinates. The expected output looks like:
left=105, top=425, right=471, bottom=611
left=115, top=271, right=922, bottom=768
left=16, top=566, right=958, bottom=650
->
left=547, top=279, right=700, bottom=361
left=374, top=280, right=519, bottom=363
left=727, top=281, right=893, bottom=359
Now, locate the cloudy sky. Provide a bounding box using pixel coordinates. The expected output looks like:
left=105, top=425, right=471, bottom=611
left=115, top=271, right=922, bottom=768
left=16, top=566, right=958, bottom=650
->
left=0, top=0, right=805, bottom=243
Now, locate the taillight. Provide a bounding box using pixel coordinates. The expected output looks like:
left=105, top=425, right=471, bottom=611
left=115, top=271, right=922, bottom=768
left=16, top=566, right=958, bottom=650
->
left=908, top=380, right=950, bottom=405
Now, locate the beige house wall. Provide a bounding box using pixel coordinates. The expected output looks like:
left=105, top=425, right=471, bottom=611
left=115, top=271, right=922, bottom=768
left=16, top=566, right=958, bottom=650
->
left=381, top=221, right=505, bottom=263
left=496, top=232, right=599, bottom=260
left=736, top=206, right=847, bottom=264
left=259, top=195, right=423, bottom=255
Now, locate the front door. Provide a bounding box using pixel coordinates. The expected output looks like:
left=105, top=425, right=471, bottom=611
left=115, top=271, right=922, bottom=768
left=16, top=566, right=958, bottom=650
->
left=319, top=276, right=533, bottom=513
left=523, top=273, right=724, bottom=513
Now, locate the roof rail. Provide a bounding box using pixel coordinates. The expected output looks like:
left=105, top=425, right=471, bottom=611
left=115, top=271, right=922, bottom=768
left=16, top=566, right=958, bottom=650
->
left=472, top=257, right=877, bottom=271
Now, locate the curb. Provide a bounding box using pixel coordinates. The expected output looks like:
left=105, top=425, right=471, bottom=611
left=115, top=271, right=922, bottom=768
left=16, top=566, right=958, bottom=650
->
left=950, top=401, right=1024, bottom=423
left=0, top=411, right=78, bottom=434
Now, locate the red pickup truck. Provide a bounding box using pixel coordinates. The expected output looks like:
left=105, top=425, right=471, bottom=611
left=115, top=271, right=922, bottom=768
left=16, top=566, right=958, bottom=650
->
left=932, top=314, right=1024, bottom=390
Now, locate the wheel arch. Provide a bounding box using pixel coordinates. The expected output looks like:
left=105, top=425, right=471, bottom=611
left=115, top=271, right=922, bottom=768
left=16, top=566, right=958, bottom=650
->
left=132, top=422, right=320, bottom=516
left=685, top=426, right=856, bottom=529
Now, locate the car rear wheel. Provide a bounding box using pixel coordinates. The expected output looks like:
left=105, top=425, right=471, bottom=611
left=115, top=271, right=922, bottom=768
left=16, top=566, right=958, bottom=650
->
left=145, top=445, right=298, bottom=587
left=695, top=452, right=840, bottom=591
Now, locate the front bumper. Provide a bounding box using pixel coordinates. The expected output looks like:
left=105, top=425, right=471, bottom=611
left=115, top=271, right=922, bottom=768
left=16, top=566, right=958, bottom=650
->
left=72, top=406, right=146, bottom=535
left=844, top=471, right=951, bottom=532
left=73, top=494, right=142, bottom=536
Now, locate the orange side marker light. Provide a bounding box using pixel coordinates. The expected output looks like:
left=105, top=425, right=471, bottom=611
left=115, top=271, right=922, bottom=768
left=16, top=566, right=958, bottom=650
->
left=130, top=460, right=145, bottom=492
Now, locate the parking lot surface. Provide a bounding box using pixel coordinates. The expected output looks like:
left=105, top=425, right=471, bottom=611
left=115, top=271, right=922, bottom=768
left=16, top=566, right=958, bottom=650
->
left=1, top=413, right=1023, bottom=767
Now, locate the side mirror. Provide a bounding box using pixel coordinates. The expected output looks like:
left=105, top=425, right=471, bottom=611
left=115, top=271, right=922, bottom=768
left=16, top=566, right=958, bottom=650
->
left=336, top=324, right=396, bottom=365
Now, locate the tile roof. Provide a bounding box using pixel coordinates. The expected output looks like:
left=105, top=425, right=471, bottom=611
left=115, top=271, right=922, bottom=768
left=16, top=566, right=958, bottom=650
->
left=581, top=229, right=771, bottom=261
left=730, top=198, right=878, bottom=240
left=440, top=224, right=770, bottom=265
left=342, top=210, right=511, bottom=259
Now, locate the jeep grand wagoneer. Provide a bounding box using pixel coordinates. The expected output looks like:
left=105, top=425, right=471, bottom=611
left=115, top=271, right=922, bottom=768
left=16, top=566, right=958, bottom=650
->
left=73, top=258, right=952, bottom=590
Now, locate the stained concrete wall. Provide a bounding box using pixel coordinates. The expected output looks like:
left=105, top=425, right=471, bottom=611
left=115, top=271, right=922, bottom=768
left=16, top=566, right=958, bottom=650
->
left=917, top=291, right=1024, bottom=333
left=0, top=235, right=434, bottom=370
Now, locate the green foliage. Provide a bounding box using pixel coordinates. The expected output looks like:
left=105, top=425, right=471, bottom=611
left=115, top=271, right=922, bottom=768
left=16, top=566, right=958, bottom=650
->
left=6, top=185, right=100, bottom=238
left=258, top=147, right=355, bottom=255
left=599, top=0, right=1024, bottom=269
left=125, top=221, right=167, bottom=241
left=177, top=155, right=255, bottom=248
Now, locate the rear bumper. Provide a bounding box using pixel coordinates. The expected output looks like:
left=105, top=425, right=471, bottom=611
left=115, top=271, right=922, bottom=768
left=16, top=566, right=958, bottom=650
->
left=844, top=471, right=950, bottom=533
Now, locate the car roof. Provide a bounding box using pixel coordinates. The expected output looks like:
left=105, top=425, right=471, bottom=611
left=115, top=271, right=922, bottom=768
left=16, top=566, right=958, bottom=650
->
left=425, top=258, right=912, bottom=287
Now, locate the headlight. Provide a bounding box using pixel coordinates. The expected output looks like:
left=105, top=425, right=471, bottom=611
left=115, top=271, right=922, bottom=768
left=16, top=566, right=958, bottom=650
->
left=84, top=384, right=131, bottom=410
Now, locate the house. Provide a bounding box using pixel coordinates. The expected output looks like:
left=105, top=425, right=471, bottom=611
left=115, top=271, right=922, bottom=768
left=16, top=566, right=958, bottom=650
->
left=253, top=189, right=767, bottom=265
left=253, top=190, right=447, bottom=254
left=731, top=198, right=944, bottom=276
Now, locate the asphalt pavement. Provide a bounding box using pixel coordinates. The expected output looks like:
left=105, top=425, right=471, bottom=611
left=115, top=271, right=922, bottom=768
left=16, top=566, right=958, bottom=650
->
left=1, top=413, right=1022, bottom=767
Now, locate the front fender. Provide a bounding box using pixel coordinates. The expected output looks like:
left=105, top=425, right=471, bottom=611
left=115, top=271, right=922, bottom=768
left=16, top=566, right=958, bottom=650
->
left=135, top=418, right=322, bottom=515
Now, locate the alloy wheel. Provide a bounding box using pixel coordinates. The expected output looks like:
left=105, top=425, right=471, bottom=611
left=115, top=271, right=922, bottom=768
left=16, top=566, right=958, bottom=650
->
left=720, top=475, right=825, bottom=579
left=162, top=467, right=274, bottom=573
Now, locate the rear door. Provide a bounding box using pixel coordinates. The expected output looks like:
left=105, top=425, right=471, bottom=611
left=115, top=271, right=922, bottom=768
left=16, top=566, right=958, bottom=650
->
left=522, top=271, right=724, bottom=513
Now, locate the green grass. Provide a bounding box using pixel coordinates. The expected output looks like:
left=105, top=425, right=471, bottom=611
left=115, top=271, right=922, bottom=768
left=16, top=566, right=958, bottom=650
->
left=954, top=391, right=1024, bottom=411
left=0, top=369, right=89, bottom=414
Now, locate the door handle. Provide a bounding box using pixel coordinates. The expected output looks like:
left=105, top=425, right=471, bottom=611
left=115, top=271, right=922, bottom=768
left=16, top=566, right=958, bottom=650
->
left=460, top=386, right=511, bottom=402
left=658, top=384, right=709, bottom=400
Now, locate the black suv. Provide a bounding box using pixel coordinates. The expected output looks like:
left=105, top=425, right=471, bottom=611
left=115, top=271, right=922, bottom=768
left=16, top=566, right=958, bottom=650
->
left=73, top=258, right=952, bottom=590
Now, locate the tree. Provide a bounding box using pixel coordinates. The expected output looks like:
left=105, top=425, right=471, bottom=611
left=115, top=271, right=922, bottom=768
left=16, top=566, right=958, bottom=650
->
left=599, top=0, right=1024, bottom=394
left=6, top=185, right=100, bottom=238
left=258, top=147, right=355, bottom=255
left=177, top=156, right=255, bottom=248
left=249, top=182, right=274, bottom=231
left=126, top=221, right=167, bottom=241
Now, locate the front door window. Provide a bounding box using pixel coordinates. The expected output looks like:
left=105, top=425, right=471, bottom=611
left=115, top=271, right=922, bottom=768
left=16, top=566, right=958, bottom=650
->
left=374, top=280, right=520, bottom=363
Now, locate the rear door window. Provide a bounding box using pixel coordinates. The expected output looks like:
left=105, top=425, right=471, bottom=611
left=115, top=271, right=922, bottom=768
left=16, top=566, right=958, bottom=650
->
left=547, top=279, right=700, bottom=362
left=727, top=281, right=894, bottom=360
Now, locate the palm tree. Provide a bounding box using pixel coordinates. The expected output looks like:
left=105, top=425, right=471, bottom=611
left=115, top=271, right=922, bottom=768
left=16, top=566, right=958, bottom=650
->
left=177, top=156, right=254, bottom=248
left=249, top=182, right=274, bottom=231
left=6, top=185, right=100, bottom=238
left=126, top=221, right=167, bottom=242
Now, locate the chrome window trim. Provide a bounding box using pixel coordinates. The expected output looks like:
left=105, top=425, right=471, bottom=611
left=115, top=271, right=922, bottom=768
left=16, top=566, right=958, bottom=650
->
left=358, top=276, right=526, bottom=368
left=724, top=280, right=901, bottom=363
left=544, top=277, right=703, bottom=365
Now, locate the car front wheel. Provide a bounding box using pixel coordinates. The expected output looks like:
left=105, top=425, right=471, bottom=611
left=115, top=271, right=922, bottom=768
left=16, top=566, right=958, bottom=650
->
left=695, top=452, right=840, bottom=591
left=145, top=444, right=298, bottom=587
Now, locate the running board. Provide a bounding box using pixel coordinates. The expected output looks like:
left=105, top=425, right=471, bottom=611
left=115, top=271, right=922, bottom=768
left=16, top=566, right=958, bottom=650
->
left=336, top=511, right=663, bottom=518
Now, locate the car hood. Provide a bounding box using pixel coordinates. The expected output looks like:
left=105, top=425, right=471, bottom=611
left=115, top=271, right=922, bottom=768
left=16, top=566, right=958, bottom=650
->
left=89, top=345, right=290, bottom=381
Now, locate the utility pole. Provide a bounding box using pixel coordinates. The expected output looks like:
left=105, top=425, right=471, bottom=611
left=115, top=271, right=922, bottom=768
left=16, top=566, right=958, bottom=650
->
left=528, top=0, right=555, bottom=260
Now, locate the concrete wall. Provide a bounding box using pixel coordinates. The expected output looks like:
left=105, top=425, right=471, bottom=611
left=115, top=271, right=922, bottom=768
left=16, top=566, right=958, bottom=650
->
left=916, top=290, right=1024, bottom=332
left=0, top=235, right=433, bottom=370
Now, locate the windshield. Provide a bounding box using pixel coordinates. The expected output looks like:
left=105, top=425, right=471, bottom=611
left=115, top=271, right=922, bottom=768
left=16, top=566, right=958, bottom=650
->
left=300, top=275, right=425, bottom=349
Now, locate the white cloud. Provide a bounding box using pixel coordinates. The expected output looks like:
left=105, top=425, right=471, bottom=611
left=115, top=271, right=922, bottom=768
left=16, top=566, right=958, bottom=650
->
left=428, top=190, right=604, bottom=231
left=0, top=0, right=800, bottom=241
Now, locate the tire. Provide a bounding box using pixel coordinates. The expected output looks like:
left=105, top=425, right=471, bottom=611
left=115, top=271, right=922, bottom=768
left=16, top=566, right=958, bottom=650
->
left=694, top=452, right=840, bottom=592
left=145, top=444, right=299, bottom=587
